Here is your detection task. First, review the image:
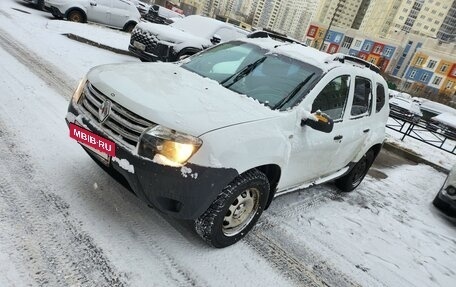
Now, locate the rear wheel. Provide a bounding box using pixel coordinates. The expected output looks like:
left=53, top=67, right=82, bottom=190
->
left=195, top=169, right=270, bottom=248
left=335, top=150, right=374, bottom=192
left=67, top=10, right=85, bottom=23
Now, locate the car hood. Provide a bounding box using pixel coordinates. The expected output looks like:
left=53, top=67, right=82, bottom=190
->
left=136, top=22, right=211, bottom=48
left=87, top=62, right=278, bottom=136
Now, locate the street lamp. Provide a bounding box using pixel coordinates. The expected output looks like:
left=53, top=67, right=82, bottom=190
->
left=319, top=0, right=345, bottom=51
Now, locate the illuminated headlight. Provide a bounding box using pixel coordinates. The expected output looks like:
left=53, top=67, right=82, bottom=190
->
left=72, top=76, right=86, bottom=104
left=138, top=126, right=202, bottom=167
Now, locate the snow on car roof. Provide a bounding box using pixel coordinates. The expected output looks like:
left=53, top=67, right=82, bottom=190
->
left=432, top=113, right=456, bottom=129
left=421, top=100, right=456, bottom=115
left=171, top=15, right=236, bottom=39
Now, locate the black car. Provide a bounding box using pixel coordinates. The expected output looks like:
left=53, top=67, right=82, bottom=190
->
left=433, top=165, right=456, bottom=218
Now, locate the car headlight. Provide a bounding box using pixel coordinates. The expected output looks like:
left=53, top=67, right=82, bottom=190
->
left=138, top=126, right=202, bottom=167
left=72, top=76, right=86, bottom=104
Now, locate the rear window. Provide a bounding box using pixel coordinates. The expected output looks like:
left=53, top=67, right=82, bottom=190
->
left=376, top=84, right=386, bottom=112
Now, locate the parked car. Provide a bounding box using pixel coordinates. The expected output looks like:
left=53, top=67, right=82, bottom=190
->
left=427, top=113, right=456, bottom=140
left=66, top=39, right=389, bottom=248
left=129, top=0, right=151, bottom=16
left=433, top=165, right=456, bottom=218
left=45, top=0, right=140, bottom=32
left=129, top=15, right=248, bottom=62
left=143, top=4, right=184, bottom=25
left=389, top=91, right=422, bottom=123
left=24, top=0, right=45, bottom=10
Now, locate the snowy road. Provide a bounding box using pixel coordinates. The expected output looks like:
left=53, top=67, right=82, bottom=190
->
left=1, top=1, right=455, bottom=286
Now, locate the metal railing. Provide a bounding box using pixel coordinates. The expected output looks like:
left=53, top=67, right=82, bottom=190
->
left=386, top=115, right=456, bottom=155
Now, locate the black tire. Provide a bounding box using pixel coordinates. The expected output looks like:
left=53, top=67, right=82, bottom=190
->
left=67, top=10, right=85, bottom=23
left=195, top=169, right=270, bottom=248
left=335, top=150, right=375, bottom=192
left=123, top=22, right=136, bottom=33
left=37, top=0, right=45, bottom=10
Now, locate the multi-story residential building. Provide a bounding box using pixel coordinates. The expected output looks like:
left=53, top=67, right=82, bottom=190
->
left=305, top=23, right=397, bottom=72
left=314, top=0, right=366, bottom=29
left=437, top=0, right=456, bottom=42
left=403, top=40, right=456, bottom=97
left=359, top=0, right=401, bottom=37
left=387, top=0, right=453, bottom=38
left=252, top=0, right=317, bottom=40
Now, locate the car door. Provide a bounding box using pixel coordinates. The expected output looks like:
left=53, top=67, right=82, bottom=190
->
left=110, top=0, right=132, bottom=28
left=279, top=71, right=352, bottom=189
left=328, top=73, right=375, bottom=171
left=87, top=0, right=112, bottom=25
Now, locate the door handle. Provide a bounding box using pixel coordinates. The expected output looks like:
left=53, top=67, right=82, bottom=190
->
left=334, top=135, right=343, bottom=141
left=90, top=2, right=97, bottom=6
left=363, top=129, right=370, bottom=133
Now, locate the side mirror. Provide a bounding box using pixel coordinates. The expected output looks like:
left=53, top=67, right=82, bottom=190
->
left=301, top=112, right=334, bottom=133
left=211, top=34, right=221, bottom=45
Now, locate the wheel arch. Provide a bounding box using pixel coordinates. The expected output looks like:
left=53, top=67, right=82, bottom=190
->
left=249, top=164, right=281, bottom=210
left=123, top=21, right=137, bottom=32
left=65, top=7, right=87, bottom=22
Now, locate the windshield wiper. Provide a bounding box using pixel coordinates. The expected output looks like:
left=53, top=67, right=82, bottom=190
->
left=273, top=73, right=315, bottom=109
left=220, top=56, right=267, bottom=88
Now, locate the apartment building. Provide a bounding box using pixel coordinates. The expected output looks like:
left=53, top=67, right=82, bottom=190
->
left=314, top=0, right=365, bottom=29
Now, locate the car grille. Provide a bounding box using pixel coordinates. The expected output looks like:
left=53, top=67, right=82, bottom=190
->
left=79, top=82, right=155, bottom=149
left=130, top=28, right=158, bottom=53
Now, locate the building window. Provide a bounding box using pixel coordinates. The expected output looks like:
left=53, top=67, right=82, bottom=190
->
left=354, top=40, right=362, bottom=47
left=410, top=69, right=417, bottom=78
left=404, top=82, right=412, bottom=89
left=368, top=57, right=376, bottom=64
left=308, top=27, right=317, bottom=37
left=440, top=64, right=449, bottom=73
left=452, top=69, right=456, bottom=77
left=432, top=77, right=442, bottom=85
left=420, top=74, right=429, bottom=82
left=415, top=57, right=424, bottom=65
left=424, top=25, right=429, bottom=30
left=363, top=43, right=371, bottom=51
left=446, top=81, right=454, bottom=89
left=427, top=60, right=437, bottom=69
left=374, top=45, right=382, bottom=54
left=325, top=32, right=331, bottom=40
left=383, top=47, right=393, bottom=57
left=334, top=34, right=342, bottom=43
left=399, top=16, right=404, bottom=20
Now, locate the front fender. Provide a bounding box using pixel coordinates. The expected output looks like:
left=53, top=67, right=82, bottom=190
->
left=189, top=115, right=293, bottom=175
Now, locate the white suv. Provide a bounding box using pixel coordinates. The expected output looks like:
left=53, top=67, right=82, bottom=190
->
left=66, top=38, right=389, bottom=248
left=46, top=0, right=140, bottom=32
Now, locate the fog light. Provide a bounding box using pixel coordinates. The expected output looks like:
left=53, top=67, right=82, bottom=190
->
left=446, top=186, right=456, bottom=196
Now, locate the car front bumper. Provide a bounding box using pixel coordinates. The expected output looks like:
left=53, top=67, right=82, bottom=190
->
left=433, top=189, right=456, bottom=218
left=66, top=99, right=238, bottom=220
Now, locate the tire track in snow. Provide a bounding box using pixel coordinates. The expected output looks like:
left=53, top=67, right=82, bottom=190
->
left=0, top=21, right=75, bottom=99
left=0, top=128, right=128, bottom=287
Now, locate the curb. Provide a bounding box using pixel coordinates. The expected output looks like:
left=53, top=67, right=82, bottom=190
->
left=63, top=33, right=133, bottom=56
left=383, top=142, right=450, bottom=174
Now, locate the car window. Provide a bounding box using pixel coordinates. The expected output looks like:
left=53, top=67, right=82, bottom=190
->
left=311, top=75, right=350, bottom=121
left=214, top=27, right=238, bottom=41
left=351, top=76, right=372, bottom=117
left=376, top=83, right=386, bottom=112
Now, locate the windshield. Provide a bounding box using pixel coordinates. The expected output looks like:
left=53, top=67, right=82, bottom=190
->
left=181, top=41, right=323, bottom=109
left=170, top=16, right=218, bottom=38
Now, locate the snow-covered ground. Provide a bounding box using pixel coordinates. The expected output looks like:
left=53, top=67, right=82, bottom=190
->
left=1, top=1, right=455, bottom=286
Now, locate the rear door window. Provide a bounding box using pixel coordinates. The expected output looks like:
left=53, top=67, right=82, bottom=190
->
left=376, top=83, right=386, bottom=112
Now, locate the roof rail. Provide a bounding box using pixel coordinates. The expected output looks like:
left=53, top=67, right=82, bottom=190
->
left=326, top=53, right=381, bottom=74
left=247, top=30, right=306, bottom=46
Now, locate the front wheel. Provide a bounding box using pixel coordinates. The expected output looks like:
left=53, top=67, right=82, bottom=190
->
left=335, top=150, right=374, bottom=192
left=195, top=169, right=270, bottom=248
left=67, top=10, right=85, bottom=23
